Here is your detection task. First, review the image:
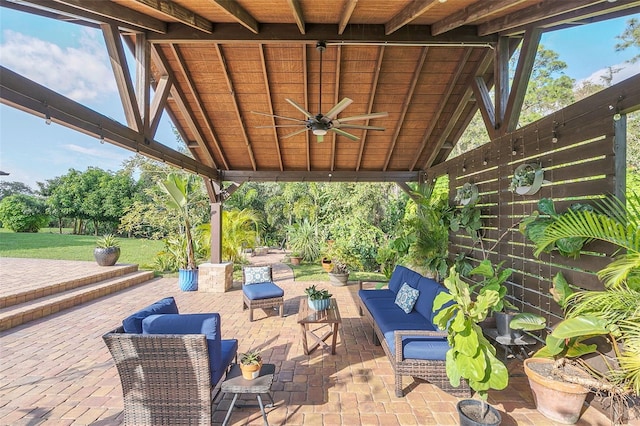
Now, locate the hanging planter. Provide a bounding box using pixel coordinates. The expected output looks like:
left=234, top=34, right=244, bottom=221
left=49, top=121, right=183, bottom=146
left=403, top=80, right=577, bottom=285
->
left=509, top=163, right=544, bottom=195
left=454, top=183, right=479, bottom=206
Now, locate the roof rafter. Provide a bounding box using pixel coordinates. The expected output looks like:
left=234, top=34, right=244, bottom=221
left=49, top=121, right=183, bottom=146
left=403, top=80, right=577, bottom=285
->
left=50, top=0, right=167, bottom=32
left=356, top=45, right=385, bottom=171
left=132, top=0, right=212, bottom=33
left=220, top=170, right=421, bottom=183
left=212, top=0, right=259, bottom=34
left=431, top=0, right=528, bottom=36
left=286, top=0, right=305, bottom=34
left=385, top=0, right=441, bottom=35
left=338, top=0, right=358, bottom=35
left=383, top=47, right=429, bottom=171
left=330, top=45, right=342, bottom=171
left=258, top=44, right=283, bottom=171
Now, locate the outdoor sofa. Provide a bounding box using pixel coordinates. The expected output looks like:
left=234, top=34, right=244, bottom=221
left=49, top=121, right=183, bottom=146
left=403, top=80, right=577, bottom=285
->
left=103, top=297, right=238, bottom=425
left=358, top=265, right=470, bottom=398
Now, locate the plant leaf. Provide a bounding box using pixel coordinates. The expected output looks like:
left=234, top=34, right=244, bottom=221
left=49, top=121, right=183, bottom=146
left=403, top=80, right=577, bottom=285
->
left=510, top=313, right=546, bottom=331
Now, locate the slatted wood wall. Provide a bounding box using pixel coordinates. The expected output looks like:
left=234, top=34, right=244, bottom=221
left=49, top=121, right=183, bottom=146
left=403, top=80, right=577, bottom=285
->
left=426, top=76, right=639, bottom=325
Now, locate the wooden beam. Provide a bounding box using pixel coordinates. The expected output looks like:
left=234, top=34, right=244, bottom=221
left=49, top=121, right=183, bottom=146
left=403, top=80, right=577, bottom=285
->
left=614, top=115, right=627, bottom=202
left=135, top=33, right=151, bottom=138
left=214, top=44, right=257, bottom=171
left=478, top=0, right=605, bottom=36
left=494, top=36, right=510, bottom=131
left=385, top=0, right=440, bottom=35
left=212, top=0, right=259, bottom=34
left=0, top=65, right=219, bottom=178
left=431, top=0, right=528, bottom=36
left=471, top=76, right=496, bottom=138
left=147, top=23, right=497, bottom=45
left=258, top=44, right=284, bottom=171
left=338, top=0, right=358, bottom=35
left=503, top=29, right=542, bottom=133
left=383, top=47, right=429, bottom=171
left=132, top=0, right=212, bottom=33
left=49, top=0, right=167, bottom=33
left=411, top=48, right=472, bottom=171
left=286, top=0, right=305, bottom=34
left=330, top=45, right=342, bottom=171
left=356, top=45, right=384, bottom=171
left=100, top=23, right=143, bottom=133
left=220, top=170, right=421, bottom=183
left=149, top=74, right=171, bottom=137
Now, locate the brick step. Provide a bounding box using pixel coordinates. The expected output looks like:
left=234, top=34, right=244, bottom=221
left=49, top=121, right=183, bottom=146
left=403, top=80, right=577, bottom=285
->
left=0, top=270, right=155, bottom=331
left=0, top=263, right=140, bottom=309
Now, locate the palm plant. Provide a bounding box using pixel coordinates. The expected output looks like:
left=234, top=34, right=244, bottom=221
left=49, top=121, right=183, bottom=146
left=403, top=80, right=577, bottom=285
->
left=287, top=218, right=321, bottom=261
left=220, top=209, right=260, bottom=263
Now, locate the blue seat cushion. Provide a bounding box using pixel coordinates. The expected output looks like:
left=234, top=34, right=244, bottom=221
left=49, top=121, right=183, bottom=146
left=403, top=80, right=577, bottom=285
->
left=243, top=282, right=284, bottom=300
left=122, top=297, right=179, bottom=333
left=358, top=288, right=396, bottom=304
left=142, top=313, right=238, bottom=385
left=387, top=265, right=426, bottom=294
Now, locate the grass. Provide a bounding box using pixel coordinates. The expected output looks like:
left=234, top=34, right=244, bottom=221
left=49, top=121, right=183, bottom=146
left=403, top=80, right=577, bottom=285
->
left=285, top=261, right=386, bottom=282
left=0, top=228, right=163, bottom=270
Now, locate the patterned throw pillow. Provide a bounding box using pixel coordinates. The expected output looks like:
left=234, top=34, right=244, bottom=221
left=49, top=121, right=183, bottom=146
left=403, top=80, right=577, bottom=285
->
left=394, top=282, right=420, bottom=314
left=244, top=266, right=272, bottom=285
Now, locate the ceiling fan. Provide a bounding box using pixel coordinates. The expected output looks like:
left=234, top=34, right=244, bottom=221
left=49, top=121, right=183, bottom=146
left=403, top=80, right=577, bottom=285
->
left=253, top=41, right=388, bottom=142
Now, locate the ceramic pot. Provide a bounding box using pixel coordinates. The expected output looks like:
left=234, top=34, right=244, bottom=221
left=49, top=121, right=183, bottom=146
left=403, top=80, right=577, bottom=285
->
left=523, top=358, right=589, bottom=424
left=240, top=360, right=262, bottom=380
left=308, top=297, right=330, bottom=311
left=178, top=268, right=198, bottom=291
left=328, top=272, right=348, bottom=286
left=93, top=247, right=120, bottom=266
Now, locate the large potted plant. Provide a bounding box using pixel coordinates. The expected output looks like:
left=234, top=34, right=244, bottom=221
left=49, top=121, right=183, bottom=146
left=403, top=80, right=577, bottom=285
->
left=94, top=234, right=120, bottom=266
left=158, top=173, right=199, bottom=291
left=433, top=265, right=508, bottom=426
left=286, top=218, right=320, bottom=263
left=513, top=194, right=640, bottom=424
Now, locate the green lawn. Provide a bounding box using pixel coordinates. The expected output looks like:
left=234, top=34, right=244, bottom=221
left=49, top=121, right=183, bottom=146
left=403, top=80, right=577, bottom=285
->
left=285, top=261, right=386, bottom=282
left=0, top=228, right=163, bottom=270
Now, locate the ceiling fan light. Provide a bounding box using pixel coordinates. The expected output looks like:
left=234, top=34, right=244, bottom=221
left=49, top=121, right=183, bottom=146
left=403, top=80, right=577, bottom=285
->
left=312, top=128, right=328, bottom=136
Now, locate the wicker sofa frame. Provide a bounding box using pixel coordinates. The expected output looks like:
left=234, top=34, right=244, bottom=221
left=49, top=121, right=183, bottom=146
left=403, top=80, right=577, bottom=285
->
left=103, top=326, right=223, bottom=425
left=242, top=266, right=284, bottom=322
left=358, top=281, right=471, bottom=398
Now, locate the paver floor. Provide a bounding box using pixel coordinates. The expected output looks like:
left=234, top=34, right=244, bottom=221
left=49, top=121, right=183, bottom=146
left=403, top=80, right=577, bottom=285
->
left=0, top=253, right=619, bottom=425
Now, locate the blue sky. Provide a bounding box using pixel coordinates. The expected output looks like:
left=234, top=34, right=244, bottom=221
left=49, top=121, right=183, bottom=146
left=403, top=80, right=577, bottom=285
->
left=1, top=8, right=639, bottom=189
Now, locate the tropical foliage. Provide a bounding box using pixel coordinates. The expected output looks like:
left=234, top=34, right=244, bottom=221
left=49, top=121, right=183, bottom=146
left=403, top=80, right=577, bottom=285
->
left=287, top=218, right=321, bottom=261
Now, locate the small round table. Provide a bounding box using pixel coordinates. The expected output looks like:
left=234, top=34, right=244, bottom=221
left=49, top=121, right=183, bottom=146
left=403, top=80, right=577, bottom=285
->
left=220, top=363, right=275, bottom=426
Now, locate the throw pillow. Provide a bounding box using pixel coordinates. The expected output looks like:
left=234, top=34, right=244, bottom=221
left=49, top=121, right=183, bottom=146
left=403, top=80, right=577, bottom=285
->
left=244, top=266, right=272, bottom=285
left=395, top=282, right=420, bottom=314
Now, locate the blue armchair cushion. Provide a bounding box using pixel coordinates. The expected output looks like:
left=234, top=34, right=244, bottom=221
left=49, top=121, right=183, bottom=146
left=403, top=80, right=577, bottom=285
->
left=244, top=266, right=272, bottom=285
left=122, top=297, right=179, bottom=333
left=243, top=281, right=284, bottom=300
left=142, top=313, right=238, bottom=385
left=395, top=283, right=420, bottom=313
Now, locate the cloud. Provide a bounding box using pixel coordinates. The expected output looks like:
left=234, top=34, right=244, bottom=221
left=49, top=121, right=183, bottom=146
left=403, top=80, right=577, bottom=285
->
left=63, top=143, right=129, bottom=162
left=0, top=29, right=117, bottom=102
left=577, top=61, right=640, bottom=87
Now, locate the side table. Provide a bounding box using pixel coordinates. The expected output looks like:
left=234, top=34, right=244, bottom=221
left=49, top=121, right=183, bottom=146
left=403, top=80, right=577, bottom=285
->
left=297, top=298, right=342, bottom=355
left=485, top=328, right=537, bottom=362
left=220, top=363, right=275, bottom=426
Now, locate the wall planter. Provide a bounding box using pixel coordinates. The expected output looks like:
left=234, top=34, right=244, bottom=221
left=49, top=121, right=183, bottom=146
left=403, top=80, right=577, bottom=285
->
left=455, top=182, right=480, bottom=206
left=178, top=268, right=198, bottom=291
left=510, top=163, right=545, bottom=195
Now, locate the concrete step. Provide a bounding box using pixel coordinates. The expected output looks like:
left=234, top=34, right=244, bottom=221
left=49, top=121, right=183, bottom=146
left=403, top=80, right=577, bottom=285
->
left=0, top=270, right=155, bottom=331
left=0, top=263, right=140, bottom=309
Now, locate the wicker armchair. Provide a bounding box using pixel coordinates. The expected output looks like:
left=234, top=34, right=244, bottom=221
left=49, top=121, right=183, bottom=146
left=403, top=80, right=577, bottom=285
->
left=242, top=266, right=284, bottom=321
left=103, top=312, right=238, bottom=425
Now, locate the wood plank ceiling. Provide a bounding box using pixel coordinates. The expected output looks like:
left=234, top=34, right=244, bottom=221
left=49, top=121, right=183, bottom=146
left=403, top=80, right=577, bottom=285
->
left=2, top=0, right=639, bottom=184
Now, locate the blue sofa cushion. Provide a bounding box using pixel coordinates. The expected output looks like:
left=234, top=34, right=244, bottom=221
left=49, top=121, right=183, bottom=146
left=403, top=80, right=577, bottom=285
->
left=359, top=288, right=396, bottom=304
left=142, top=313, right=238, bottom=385
left=244, top=266, right=272, bottom=285
left=387, top=265, right=426, bottom=294
left=122, top=297, right=179, bottom=333
left=395, top=283, right=420, bottom=313
left=413, top=277, right=445, bottom=322
left=243, top=281, right=284, bottom=300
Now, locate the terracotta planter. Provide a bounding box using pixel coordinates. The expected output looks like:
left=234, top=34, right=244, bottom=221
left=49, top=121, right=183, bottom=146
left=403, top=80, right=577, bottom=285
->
left=290, top=256, right=302, bottom=265
left=240, top=361, right=262, bottom=380
left=321, top=258, right=333, bottom=272
left=523, top=358, right=589, bottom=424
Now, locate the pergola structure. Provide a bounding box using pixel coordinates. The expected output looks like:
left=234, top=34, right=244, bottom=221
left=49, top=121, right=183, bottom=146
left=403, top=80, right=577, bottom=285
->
left=1, top=0, right=639, bottom=267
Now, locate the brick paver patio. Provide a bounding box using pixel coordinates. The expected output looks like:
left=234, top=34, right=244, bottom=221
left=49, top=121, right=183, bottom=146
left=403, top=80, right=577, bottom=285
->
left=0, top=253, right=614, bottom=425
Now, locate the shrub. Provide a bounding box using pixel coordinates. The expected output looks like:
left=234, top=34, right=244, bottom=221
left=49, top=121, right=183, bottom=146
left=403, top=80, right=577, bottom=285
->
left=0, top=194, right=49, bottom=232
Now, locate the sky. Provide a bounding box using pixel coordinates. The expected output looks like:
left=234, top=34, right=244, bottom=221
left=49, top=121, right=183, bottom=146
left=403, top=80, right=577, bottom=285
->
left=1, top=8, right=639, bottom=190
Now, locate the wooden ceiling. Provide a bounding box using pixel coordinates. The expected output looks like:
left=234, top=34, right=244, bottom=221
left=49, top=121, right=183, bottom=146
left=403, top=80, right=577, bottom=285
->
left=2, top=0, right=639, bottom=184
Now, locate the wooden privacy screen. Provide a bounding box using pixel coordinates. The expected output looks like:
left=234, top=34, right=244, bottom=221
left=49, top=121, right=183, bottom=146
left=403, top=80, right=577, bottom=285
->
left=426, top=76, right=639, bottom=325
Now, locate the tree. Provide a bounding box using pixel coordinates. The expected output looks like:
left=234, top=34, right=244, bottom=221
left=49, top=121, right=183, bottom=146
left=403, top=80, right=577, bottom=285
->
left=0, top=194, right=49, bottom=232
left=615, top=17, right=640, bottom=63
left=0, top=181, right=33, bottom=201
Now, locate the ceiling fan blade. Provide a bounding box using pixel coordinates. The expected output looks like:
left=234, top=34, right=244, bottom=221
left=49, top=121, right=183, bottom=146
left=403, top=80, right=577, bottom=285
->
left=280, top=127, right=309, bottom=139
left=330, top=128, right=359, bottom=141
left=324, top=97, right=353, bottom=120
left=334, top=124, right=386, bottom=131
left=255, top=124, right=307, bottom=128
left=251, top=111, right=307, bottom=123
left=334, top=111, right=389, bottom=123
left=285, top=99, right=314, bottom=119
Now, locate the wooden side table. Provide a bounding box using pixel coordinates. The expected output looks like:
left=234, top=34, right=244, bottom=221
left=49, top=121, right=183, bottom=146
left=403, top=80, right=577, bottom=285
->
left=220, top=363, right=275, bottom=426
left=297, top=298, right=342, bottom=355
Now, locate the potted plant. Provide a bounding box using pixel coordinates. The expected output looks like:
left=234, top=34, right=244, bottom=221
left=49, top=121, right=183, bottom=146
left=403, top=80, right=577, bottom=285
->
left=286, top=218, right=320, bottom=263
left=304, top=284, right=332, bottom=311
left=509, top=163, right=544, bottom=195
left=94, top=234, right=120, bottom=266
left=455, top=182, right=479, bottom=206
left=328, top=260, right=349, bottom=286
left=157, top=173, right=199, bottom=291
left=289, top=252, right=302, bottom=266
left=321, top=257, right=333, bottom=272
left=433, top=265, right=507, bottom=426
left=239, top=350, right=263, bottom=380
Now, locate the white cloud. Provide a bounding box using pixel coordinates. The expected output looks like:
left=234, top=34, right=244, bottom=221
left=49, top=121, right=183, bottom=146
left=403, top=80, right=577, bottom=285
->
left=63, top=143, right=129, bottom=162
left=577, top=61, right=640, bottom=87
left=0, top=29, right=117, bottom=102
